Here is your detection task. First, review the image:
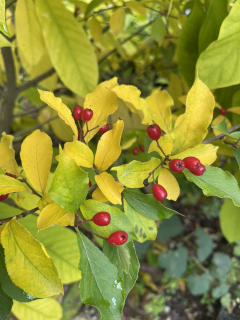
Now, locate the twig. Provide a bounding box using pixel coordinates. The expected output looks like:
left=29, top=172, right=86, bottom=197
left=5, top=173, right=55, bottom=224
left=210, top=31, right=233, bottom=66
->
left=19, top=178, right=42, bottom=197
left=13, top=103, right=46, bottom=118
left=190, top=253, right=214, bottom=283
left=0, top=207, right=38, bottom=225
left=156, top=140, right=167, bottom=158
left=92, top=164, right=100, bottom=175
left=75, top=213, right=107, bottom=240
left=202, top=122, right=240, bottom=144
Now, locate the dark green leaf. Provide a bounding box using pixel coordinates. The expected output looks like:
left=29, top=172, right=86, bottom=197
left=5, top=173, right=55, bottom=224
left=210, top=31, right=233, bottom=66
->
left=0, top=286, right=12, bottom=320
left=195, top=228, right=213, bottom=262
left=62, top=283, right=82, bottom=320
left=123, top=189, right=180, bottom=221
left=232, top=147, right=240, bottom=170
left=158, top=215, right=183, bottom=241
left=77, top=231, right=125, bottom=320
left=212, top=284, right=229, bottom=299
left=212, top=252, right=232, bottom=278
left=187, top=272, right=210, bottom=295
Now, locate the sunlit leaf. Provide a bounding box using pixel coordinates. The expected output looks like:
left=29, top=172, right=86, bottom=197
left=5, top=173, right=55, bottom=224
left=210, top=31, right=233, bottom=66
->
left=95, top=172, right=122, bottom=205
left=0, top=134, right=20, bottom=176
left=0, top=175, right=28, bottom=195
left=158, top=168, right=180, bottom=201
left=64, top=140, right=94, bottom=168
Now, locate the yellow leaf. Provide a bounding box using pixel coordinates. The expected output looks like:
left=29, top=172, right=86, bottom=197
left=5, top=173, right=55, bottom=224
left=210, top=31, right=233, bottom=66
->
left=83, top=77, right=119, bottom=142
left=109, top=8, right=126, bottom=37
left=168, top=77, right=215, bottom=155
left=112, top=85, right=152, bottom=125
left=20, top=130, right=52, bottom=194
left=95, top=172, right=122, bottom=204
left=15, top=0, right=45, bottom=69
left=127, top=1, right=147, bottom=17
left=0, top=134, right=20, bottom=176
left=174, top=114, right=184, bottom=128
left=158, top=168, right=180, bottom=201
left=12, top=299, right=63, bottom=320
left=92, top=181, right=124, bottom=203
left=1, top=220, right=63, bottom=298
left=64, top=141, right=94, bottom=168
left=228, top=107, right=240, bottom=115
left=95, top=119, right=124, bottom=171
left=38, top=90, right=78, bottom=138
left=89, top=16, right=102, bottom=43
left=170, top=144, right=218, bottom=165
left=37, top=203, right=75, bottom=231
left=0, top=225, right=5, bottom=244
left=0, top=175, right=28, bottom=195
left=148, top=135, right=174, bottom=157
left=212, top=115, right=231, bottom=136
left=146, top=89, right=173, bottom=133
left=178, top=95, right=187, bottom=105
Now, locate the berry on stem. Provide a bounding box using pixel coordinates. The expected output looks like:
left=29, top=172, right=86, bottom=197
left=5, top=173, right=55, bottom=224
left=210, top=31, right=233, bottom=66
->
left=73, top=106, right=83, bottom=120
left=5, top=172, right=16, bottom=179
left=147, top=124, right=161, bottom=140
left=190, top=164, right=206, bottom=176
left=82, top=109, right=93, bottom=122
left=183, top=157, right=200, bottom=171
left=132, top=147, right=139, bottom=155
left=0, top=194, right=9, bottom=201
left=107, top=231, right=128, bottom=246
left=169, top=159, right=185, bottom=173
left=88, top=181, right=92, bottom=187
left=140, top=145, right=145, bottom=152
left=152, top=184, right=167, bottom=201
left=98, top=124, right=109, bottom=134
left=220, top=108, right=227, bottom=116
left=92, top=212, right=111, bottom=226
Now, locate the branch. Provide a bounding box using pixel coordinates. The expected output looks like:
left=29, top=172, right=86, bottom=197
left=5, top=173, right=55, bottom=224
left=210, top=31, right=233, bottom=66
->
left=0, top=207, right=38, bottom=226
left=202, top=122, right=240, bottom=145
left=6, top=0, right=17, bottom=9
left=16, top=68, right=55, bottom=93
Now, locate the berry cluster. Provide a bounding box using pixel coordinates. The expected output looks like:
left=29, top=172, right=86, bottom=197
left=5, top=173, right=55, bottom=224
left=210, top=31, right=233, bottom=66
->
left=132, top=145, right=144, bottom=155
left=146, top=124, right=206, bottom=202
left=0, top=173, right=17, bottom=202
left=90, top=211, right=128, bottom=246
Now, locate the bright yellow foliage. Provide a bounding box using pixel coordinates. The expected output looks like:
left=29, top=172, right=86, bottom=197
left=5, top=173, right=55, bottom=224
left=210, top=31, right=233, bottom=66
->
left=64, top=141, right=94, bottom=168
left=158, top=168, right=180, bottom=201
left=0, top=175, right=28, bottom=195
left=0, top=134, right=20, bottom=176
left=95, top=172, right=122, bottom=204
left=148, top=135, right=174, bottom=157
left=92, top=181, right=124, bottom=202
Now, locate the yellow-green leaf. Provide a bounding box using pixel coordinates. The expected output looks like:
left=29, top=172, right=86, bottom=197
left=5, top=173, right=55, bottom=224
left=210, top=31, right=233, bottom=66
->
left=228, top=107, right=240, bottom=115
left=148, top=135, right=174, bottom=157
left=35, top=0, right=98, bottom=96
left=0, top=134, right=20, bottom=176
left=0, top=224, right=5, bottom=244
left=0, top=0, right=10, bottom=36
left=0, top=175, right=28, bottom=195
left=16, top=0, right=45, bottom=69
left=38, top=193, right=53, bottom=211
left=1, top=220, right=63, bottom=298
left=112, top=85, right=152, bottom=125
left=83, top=78, right=119, bottom=142
left=89, top=16, right=102, bottom=42
left=146, top=88, right=173, bottom=133
left=112, top=158, right=161, bottom=188
left=168, top=77, right=215, bottom=154
left=37, top=203, right=75, bottom=231
left=95, top=172, right=122, bottom=205
left=64, top=141, right=94, bottom=168
left=0, top=34, right=12, bottom=48
left=212, top=115, right=231, bottom=136
left=95, top=119, right=124, bottom=171
left=38, top=90, right=78, bottom=138
left=109, top=8, right=126, bottom=37
left=170, top=144, right=218, bottom=165
left=92, top=181, right=124, bottom=202
left=158, top=168, right=180, bottom=201
left=12, top=299, right=63, bottom=320
left=20, top=130, right=52, bottom=194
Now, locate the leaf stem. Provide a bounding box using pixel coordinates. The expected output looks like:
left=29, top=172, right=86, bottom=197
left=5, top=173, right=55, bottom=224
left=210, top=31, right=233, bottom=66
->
left=156, top=140, right=167, bottom=158
left=19, top=178, right=42, bottom=198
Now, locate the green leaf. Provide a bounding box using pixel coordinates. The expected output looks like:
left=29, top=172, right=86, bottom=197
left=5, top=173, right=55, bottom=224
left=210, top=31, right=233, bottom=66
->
left=48, top=148, right=88, bottom=213
left=197, top=0, right=240, bottom=89
left=198, top=0, right=228, bottom=54
left=0, top=286, right=13, bottom=320
left=158, top=215, right=183, bottom=241
left=0, top=0, right=10, bottom=37
left=35, top=0, right=98, bottom=96
left=112, top=158, right=161, bottom=188
left=183, top=166, right=240, bottom=207
left=151, top=16, right=166, bottom=47
left=231, top=147, right=240, bottom=170
left=85, top=0, right=105, bottom=17
left=77, top=231, right=125, bottom=320
left=123, top=189, right=180, bottom=221
left=221, top=293, right=231, bottom=306
left=195, top=228, right=213, bottom=262
left=103, top=241, right=139, bottom=298
left=0, top=245, right=35, bottom=303
left=212, top=284, right=229, bottom=299
left=187, top=272, right=210, bottom=296
left=20, top=215, right=81, bottom=284
left=0, top=202, right=23, bottom=220
left=211, top=118, right=229, bottom=135
left=62, top=283, right=82, bottom=320
left=212, top=252, right=232, bottom=278
left=123, top=198, right=157, bottom=242
left=220, top=199, right=240, bottom=243
left=158, top=243, right=188, bottom=278
left=80, top=200, right=136, bottom=241
left=177, top=2, right=205, bottom=86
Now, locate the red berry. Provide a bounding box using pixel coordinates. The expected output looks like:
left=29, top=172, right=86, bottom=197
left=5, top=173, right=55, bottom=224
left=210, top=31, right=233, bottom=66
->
left=220, top=108, right=227, bottom=116
left=107, top=231, right=128, bottom=246
left=147, top=124, right=161, bottom=140
left=190, top=164, right=206, bottom=176
left=169, top=159, right=185, bottom=173
left=5, top=173, right=16, bottom=179
left=78, top=130, right=81, bottom=141
left=92, top=212, right=111, bottom=226
left=89, top=181, right=92, bottom=187
left=73, top=106, right=83, bottom=120
left=82, top=109, right=93, bottom=122
left=0, top=194, right=9, bottom=201
left=183, top=157, right=201, bottom=171
left=98, top=124, right=109, bottom=134
left=140, top=145, right=145, bottom=152
left=152, top=184, right=167, bottom=201
left=132, top=147, right=139, bottom=155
